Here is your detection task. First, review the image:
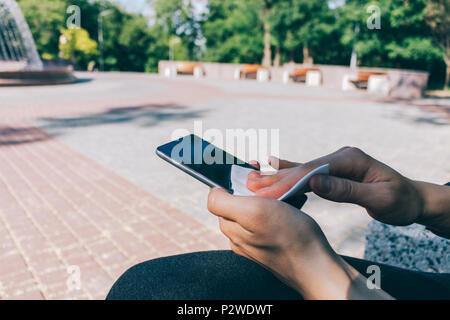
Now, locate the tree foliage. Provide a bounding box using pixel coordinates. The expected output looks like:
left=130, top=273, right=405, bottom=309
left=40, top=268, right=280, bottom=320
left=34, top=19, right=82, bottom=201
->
left=424, top=0, right=449, bottom=89
left=149, top=0, right=201, bottom=60
left=269, top=0, right=343, bottom=65
left=202, top=0, right=264, bottom=64
left=59, top=27, right=98, bottom=68
left=17, top=0, right=168, bottom=71
left=339, top=0, right=445, bottom=85
left=15, top=0, right=449, bottom=87
left=17, top=0, right=66, bottom=59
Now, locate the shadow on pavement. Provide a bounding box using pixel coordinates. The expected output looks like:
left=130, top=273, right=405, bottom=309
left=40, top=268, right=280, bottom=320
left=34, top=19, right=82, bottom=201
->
left=377, top=96, right=450, bottom=124
left=74, top=78, right=93, bottom=84
left=0, top=126, right=53, bottom=147
left=383, top=109, right=449, bottom=127
left=39, top=103, right=207, bottom=130
left=414, top=116, right=449, bottom=126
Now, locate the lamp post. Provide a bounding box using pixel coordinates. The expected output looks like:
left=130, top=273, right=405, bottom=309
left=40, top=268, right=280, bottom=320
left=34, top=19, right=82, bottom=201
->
left=350, top=23, right=360, bottom=69
left=169, top=37, right=180, bottom=61
left=98, top=9, right=113, bottom=72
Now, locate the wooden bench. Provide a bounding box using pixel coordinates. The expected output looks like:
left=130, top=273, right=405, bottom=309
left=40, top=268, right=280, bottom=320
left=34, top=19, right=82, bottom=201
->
left=291, top=68, right=320, bottom=82
left=350, top=71, right=386, bottom=89
left=240, top=64, right=267, bottom=80
left=176, top=63, right=201, bottom=76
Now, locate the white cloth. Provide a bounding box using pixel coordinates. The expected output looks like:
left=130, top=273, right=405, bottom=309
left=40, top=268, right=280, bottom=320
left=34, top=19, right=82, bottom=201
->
left=229, top=164, right=330, bottom=201
left=230, top=165, right=255, bottom=196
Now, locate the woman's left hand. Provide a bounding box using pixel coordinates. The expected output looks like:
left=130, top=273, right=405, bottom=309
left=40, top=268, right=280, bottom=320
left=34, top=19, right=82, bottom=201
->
left=207, top=188, right=335, bottom=296
left=207, top=188, right=394, bottom=300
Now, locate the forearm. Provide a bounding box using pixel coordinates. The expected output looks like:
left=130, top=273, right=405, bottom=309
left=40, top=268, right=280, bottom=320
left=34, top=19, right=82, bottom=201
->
left=413, top=180, right=450, bottom=238
left=292, top=243, right=393, bottom=300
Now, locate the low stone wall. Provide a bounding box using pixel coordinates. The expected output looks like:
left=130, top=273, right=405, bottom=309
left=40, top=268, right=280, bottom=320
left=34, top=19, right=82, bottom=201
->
left=365, top=220, right=450, bottom=273
left=0, top=61, right=27, bottom=72
left=0, top=66, right=77, bottom=86
left=159, top=60, right=429, bottom=99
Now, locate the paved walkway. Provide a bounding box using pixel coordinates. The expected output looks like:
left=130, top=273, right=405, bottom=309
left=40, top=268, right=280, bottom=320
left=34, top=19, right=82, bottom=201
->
left=0, top=72, right=449, bottom=299
left=0, top=76, right=230, bottom=300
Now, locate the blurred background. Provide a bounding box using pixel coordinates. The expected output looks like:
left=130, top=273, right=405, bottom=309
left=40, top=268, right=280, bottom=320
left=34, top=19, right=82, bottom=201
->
left=16, top=0, right=449, bottom=91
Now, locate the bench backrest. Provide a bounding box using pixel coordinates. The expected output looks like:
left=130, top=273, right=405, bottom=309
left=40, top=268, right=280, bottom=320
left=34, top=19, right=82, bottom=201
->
left=241, top=64, right=265, bottom=74
left=356, top=71, right=386, bottom=82
left=292, top=68, right=320, bottom=77
left=177, top=63, right=201, bottom=73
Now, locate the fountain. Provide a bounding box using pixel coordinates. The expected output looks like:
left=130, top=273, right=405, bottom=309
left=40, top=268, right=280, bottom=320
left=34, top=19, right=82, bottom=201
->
left=0, top=0, right=76, bottom=85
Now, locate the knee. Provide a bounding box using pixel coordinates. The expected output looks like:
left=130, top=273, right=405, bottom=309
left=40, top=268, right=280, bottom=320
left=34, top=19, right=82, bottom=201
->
left=107, top=251, right=235, bottom=300
left=107, top=261, right=157, bottom=300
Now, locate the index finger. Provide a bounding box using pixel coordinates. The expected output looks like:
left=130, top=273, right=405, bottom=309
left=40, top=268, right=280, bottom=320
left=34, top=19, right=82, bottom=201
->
left=207, top=188, right=265, bottom=228
left=302, top=147, right=372, bottom=181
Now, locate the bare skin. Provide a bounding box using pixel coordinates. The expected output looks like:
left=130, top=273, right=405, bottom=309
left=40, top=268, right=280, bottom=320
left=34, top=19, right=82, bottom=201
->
left=247, top=147, right=450, bottom=237
left=208, top=188, right=393, bottom=300
left=207, top=147, right=450, bottom=299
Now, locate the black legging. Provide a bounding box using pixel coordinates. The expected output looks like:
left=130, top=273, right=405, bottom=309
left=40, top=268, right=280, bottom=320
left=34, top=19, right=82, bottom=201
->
left=106, top=250, right=450, bottom=300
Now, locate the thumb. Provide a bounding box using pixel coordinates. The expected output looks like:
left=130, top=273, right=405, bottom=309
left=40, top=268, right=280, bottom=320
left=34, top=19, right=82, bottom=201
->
left=309, top=174, right=374, bottom=208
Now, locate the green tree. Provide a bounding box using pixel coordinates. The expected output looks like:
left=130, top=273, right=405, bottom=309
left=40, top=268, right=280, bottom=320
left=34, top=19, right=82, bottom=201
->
left=117, top=15, right=167, bottom=72
left=59, top=27, right=98, bottom=68
left=261, top=0, right=275, bottom=66
left=203, top=0, right=343, bottom=66
left=18, top=0, right=168, bottom=72
left=145, top=24, right=170, bottom=72
left=339, top=0, right=437, bottom=68
left=94, top=1, right=167, bottom=72
left=202, top=0, right=264, bottom=64
left=269, top=0, right=334, bottom=65
left=18, top=0, right=447, bottom=86
left=148, top=0, right=201, bottom=60
left=17, top=0, right=66, bottom=59
left=339, top=0, right=445, bottom=85
left=424, top=0, right=450, bottom=89
left=66, top=0, right=102, bottom=42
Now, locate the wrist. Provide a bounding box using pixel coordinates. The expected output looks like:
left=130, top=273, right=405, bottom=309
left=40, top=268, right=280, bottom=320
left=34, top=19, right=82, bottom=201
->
left=409, top=179, right=429, bottom=223
left=412, top=180, right=450, bottom=238
left=290, top=241, right=351, bottom=299
left=291, top=245, right=394, bottom=299
left=414, top=180, right=442, bottom=221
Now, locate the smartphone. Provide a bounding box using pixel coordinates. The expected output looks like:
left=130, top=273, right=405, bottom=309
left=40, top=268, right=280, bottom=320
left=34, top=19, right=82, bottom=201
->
left=156, top=134, right=258, bottom=194
left=156, top=134, right=314, bottom=209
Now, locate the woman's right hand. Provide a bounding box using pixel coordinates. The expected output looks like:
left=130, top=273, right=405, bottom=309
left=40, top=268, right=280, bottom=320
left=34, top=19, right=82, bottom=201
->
left=247, top=147, right=427, bottom=227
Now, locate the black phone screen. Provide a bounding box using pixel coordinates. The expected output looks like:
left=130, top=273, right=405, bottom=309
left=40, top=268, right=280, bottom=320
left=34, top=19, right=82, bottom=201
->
left=156, top=134, right=257, bottom=193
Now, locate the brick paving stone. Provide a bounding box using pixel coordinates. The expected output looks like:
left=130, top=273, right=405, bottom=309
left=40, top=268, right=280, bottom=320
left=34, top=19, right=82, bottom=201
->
left=0, top=120, right=227, bottom=299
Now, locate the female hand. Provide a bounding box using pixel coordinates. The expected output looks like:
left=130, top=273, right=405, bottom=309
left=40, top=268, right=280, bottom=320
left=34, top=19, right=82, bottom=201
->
left=247, top=147, right=426, bottom=227
left=207, top=188, right=393, bottom=299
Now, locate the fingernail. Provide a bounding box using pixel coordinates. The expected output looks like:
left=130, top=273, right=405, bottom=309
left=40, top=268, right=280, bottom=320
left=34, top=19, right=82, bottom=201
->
left=315, top=175, right=331, bottom=194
